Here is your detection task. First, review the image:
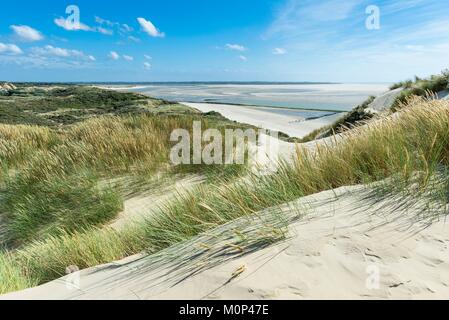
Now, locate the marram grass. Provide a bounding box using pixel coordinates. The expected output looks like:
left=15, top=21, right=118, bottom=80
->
left=1, top=170, right=122, bottom=245
left=0, top=252, right=39, bottom=294
left=0, top=113, right=244, bottom=245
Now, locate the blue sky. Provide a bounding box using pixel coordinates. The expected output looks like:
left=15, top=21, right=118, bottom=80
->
left=0, top=0, right=448, bottom=82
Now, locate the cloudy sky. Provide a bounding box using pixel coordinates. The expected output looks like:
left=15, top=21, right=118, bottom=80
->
left=0, top=0, right=448, bottom=82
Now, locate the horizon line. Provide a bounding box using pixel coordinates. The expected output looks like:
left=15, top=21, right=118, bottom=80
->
left=3, top=80, right=392, bottom=85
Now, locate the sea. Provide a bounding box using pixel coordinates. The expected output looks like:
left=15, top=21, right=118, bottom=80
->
left=99, top=82, right=390, bottom=119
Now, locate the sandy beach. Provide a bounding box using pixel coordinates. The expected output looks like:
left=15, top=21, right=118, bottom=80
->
left=182, top=102, right=345, bottom=139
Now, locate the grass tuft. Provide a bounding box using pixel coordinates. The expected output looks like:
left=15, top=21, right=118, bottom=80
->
left=0, top=252, right=38, bottom=294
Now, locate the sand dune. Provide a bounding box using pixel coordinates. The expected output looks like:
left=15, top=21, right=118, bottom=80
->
left=4, top=184, right=448, bottom=300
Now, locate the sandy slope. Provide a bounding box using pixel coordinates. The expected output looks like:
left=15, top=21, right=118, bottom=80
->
left=182, top=102, right=345, bottom=138
left=4, top=185, right=448, bottom=300
left=366, top=88, right=404, bottom=113
left=109, top=175, right=204, bottom=230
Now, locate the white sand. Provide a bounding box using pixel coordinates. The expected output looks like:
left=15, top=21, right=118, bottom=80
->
left=183, top=102, right=345, bottom=139
left=109, top=175, right=204, bottom=230
left=92, top=85, right=151, bottom=91
left=366, top=88, right=404, bottom=113
left=4, top=184, right=449, bottom=300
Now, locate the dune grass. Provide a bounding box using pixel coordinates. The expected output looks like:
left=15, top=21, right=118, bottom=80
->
left=13, top=225, right=147, bottom=284
left=391, top=70, right=449, bottom=109
left=0, top=125, right=59, bottom=175
left=302, top=70, right=449, bottom=144
left=141, top=96, right=449, bottom=251
left=1, top=96, right=448, bottom=295
left=390, top=71, right=449, bottom=92
left=0, top=252, right=38, bottom=293
left=0, top=170, right=122, bottom=245
left=0, top=111, right=251, bottom=245
left=0, top=86, right=254, bottom=294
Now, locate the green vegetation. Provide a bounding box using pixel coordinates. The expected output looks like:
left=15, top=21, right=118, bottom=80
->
left=0, top=84, right=267, bottom=293
left=389, top=79, right=414, bottom=90
left=0, top=84, right=237, bottom=126
left=0, top=86, right=144, bottom=126
left=300, top=96, right=376, bottom=142
left=1, top=170, right=122, bottom=245
left=0, top=253, right=38, bottom=293
left=390, top=70, right=449, bottom=109
left=0, top=85, right=252, bottom=293
left=0, top=86, right=250, bottom=245
left=390, top=72, right=449, bottom=92
left=11, top=226, right=146, bottom=284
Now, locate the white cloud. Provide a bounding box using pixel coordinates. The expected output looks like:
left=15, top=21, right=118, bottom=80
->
left=10, top=25, right=44, bottom=41
left=109, top=51, right=120, bottom=60
left=31, top=45, right=94, bottom=61
left=36, top=46, right=71, bottom=57
left=144, top=54, right=152, bottom=60
left=0, top=42, right=23, bottom=55
left=55, top=17, right=114, bottom=36
left=123, top=55, right=134, bottom=61
left=128, top=36, right=141, bottom=43
left=239, top=55, right=247, bottom=61
left=273, top=47, right=287, bottom=55
left=0, top=54, right=89, bottom=69
left=96, top=16, right=133, bottom=34
left=54, top=17, right=92, bottom=31
left=97, top=27, right=113, bottom=36
left=137, top=17, right=165, bottom=38
left=121, top=24, right=133, bottom=33
left=226, top=44, right=247, bottom=51
left=144, top=62, right=152, bottom=70
left=95, top=16, right=115, bottom=27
